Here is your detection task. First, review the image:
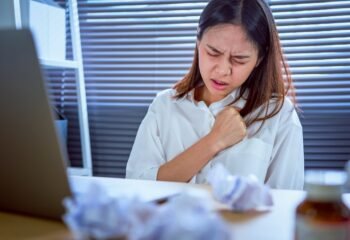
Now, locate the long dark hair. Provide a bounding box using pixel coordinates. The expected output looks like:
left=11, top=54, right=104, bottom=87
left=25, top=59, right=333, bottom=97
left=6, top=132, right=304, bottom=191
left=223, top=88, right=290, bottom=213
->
left=174, top=0, right=295, bottom=127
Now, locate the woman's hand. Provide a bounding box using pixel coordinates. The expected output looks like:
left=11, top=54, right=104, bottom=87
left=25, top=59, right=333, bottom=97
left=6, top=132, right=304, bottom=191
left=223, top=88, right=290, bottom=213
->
left=157, top=107, right=246, bottom=182
left=207, top=107, right=247, bottom=153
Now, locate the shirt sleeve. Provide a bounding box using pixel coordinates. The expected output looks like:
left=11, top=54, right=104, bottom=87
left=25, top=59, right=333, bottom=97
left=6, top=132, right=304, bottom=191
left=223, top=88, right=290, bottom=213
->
left=265, top=108, right=305, bottom=190
left=125, top=105, right=165, bottom=180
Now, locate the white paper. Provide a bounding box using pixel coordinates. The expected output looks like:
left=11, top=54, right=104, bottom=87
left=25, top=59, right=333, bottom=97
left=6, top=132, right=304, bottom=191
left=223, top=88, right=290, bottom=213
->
left=63, top=183, right=232, bottom=240
left=207, top=163, right=273, bottom=212
left=138, top=192, right=232, bottom=240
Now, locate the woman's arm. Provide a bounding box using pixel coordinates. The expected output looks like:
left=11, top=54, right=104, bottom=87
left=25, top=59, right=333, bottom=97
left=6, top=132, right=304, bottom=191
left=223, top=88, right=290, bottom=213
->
left=126, top=109, right=166, bottom=180
left=157, top=133, right=218, bottom=182
left=157, top=107, right=246, bottom=182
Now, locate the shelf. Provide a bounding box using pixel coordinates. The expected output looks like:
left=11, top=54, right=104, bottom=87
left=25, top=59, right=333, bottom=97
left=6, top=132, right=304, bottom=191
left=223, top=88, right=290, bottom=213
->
left=39, top=58, right=79, bottom=69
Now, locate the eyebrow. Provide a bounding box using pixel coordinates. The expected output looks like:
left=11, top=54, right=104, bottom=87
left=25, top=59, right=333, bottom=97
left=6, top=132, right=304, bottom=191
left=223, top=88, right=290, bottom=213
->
left=206, top=44, right=251, bottom=59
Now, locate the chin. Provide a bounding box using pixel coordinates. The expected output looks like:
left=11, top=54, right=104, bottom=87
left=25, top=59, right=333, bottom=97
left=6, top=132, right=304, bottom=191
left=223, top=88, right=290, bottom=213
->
left=208, top=90, right=229, bottom=100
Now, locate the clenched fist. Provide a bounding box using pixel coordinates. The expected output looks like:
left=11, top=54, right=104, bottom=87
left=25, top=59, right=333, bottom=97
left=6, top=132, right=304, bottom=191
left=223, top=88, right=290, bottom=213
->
left=207, top=107, right=247, bottom=153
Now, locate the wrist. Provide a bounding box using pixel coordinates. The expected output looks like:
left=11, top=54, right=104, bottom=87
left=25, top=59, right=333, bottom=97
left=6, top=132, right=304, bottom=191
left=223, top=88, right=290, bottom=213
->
left=204, top=132, right=223, bottom=156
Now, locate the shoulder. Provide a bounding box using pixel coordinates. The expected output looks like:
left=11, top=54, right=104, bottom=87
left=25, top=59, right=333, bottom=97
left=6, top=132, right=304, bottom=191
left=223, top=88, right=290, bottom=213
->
left=156, top=88, right=177, bottom=99
left=276, top=97, right=302, bottom=128
left=277, top=97, right=294, bottom=114
left=149, top=88, right=178, bottom=112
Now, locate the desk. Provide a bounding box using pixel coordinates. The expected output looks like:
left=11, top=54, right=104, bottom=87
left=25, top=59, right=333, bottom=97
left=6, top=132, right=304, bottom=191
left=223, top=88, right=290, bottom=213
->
left=0, top=176, right=311, bottom=240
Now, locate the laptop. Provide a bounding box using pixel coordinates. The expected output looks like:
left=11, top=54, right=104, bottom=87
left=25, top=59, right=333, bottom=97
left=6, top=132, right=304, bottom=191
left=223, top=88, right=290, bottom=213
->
left=0, top=29, right=72, bottom=220
left=0, top=29, right=195, bottom=224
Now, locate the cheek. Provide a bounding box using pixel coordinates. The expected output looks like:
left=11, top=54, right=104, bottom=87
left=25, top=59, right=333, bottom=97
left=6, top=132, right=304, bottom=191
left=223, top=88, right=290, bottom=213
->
left=240, top=66, right=254, bottom=77
left=198, top=54, right=214, bottom=79
left=233, top=65, right=256, bottom=83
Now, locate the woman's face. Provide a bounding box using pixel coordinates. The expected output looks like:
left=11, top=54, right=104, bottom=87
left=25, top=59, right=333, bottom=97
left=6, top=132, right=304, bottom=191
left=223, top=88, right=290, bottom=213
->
left=197, top=24, right=260, bottom=105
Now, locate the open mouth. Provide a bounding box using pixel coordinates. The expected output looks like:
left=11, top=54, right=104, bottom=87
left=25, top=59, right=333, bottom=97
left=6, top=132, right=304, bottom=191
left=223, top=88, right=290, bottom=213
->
left=211, top=79, right=228, bottom=90
left=212, top=79, right=228, bottom=85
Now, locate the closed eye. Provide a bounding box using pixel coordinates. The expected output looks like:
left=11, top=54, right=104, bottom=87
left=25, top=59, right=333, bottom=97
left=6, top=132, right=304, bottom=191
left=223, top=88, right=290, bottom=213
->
left=207, top=51, right=219, bottom=57
left=231, top=57, right=249, bottom=65
left=232, top=56, right=250, bottom=63
left=235, top=60, right=246, bottom=65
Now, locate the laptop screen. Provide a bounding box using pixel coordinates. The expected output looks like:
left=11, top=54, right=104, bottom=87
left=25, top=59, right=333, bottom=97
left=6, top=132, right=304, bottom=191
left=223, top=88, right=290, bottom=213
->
left=0, top=29, right=71, bottom=220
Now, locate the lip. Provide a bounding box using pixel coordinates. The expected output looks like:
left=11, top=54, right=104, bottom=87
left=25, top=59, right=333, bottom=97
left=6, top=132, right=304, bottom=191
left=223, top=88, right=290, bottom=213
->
left=210, top=79, right=228, bottom=91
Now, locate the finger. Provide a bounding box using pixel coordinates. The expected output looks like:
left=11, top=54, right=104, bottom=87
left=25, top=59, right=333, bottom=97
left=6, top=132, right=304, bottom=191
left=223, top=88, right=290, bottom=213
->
left=226, top=106, right=240, bottom=115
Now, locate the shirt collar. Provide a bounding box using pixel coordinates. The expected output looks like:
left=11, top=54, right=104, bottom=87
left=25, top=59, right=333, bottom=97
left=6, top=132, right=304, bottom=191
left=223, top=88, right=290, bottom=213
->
left=186, top=87, right=246, bottom=109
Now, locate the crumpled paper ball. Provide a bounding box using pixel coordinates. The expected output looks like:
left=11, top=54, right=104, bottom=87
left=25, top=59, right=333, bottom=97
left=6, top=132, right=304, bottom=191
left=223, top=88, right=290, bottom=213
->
left=63, top=183, right=232, bottom=240
left=137, top=192, right=232, bottom=240
left=207, top=163, right=273, bottom=212
left=63, top=183, right=157, bottom=240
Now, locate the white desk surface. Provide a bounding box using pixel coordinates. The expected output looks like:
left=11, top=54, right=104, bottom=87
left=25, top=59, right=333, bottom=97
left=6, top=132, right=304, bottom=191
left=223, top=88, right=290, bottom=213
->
left=2, top=175, right=345, bottom=240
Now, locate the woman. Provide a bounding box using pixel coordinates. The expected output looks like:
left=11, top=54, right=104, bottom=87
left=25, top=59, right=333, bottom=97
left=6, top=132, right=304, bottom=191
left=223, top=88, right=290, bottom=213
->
left=126, top=0, right=304, bottom=189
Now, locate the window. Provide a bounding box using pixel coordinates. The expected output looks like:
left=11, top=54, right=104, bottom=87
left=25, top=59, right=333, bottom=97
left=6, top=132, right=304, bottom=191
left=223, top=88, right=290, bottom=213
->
left=51, top=0, right=350, bottom=177
left=269, top=0, right=350, bottom=169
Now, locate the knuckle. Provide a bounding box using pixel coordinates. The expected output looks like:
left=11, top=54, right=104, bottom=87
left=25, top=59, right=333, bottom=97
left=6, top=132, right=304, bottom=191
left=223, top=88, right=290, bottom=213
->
left=228, top=107, right=236, bottom=113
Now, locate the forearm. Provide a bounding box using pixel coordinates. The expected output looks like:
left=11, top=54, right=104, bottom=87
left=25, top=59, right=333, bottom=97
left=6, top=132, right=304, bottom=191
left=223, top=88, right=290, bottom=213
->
left=157, top=133, right=220, bottom=182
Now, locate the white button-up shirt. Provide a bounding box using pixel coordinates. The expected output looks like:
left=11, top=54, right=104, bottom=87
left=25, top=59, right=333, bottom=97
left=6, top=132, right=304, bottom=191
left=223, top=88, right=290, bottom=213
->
left=126, top=88, right=304, bottom=190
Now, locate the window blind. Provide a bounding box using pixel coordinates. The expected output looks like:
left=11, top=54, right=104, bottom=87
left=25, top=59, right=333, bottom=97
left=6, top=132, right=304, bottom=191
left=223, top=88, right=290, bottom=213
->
left=269, top=0, right=350, bottom=169
left=44, top=68, right=83, bottom=168
left=48, top=0, right=350, bottom=177
left=77, top=0, right=206, bottom=177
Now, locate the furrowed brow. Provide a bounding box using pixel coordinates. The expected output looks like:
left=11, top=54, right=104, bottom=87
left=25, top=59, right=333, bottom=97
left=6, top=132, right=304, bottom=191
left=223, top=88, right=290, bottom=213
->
left=206, top=44, right=223, bottom=54
left=207, top=44, right=251, bottom=59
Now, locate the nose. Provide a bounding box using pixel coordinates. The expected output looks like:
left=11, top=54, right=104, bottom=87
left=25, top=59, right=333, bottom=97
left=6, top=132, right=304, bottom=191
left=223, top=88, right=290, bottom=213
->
left=215, top=60, right=232, bottom=76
